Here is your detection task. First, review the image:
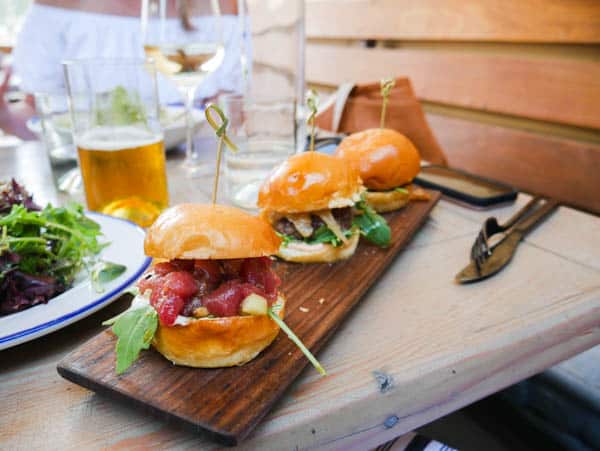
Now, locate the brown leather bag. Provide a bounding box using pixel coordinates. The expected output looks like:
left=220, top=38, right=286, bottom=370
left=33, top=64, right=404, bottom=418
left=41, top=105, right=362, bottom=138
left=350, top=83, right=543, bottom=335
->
left=315, top=78, right=448, bottom=165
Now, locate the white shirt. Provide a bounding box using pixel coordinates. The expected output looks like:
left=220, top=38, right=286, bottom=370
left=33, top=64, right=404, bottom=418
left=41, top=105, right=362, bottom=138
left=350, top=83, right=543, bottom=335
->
left=13, top=4, right=245, bottom=103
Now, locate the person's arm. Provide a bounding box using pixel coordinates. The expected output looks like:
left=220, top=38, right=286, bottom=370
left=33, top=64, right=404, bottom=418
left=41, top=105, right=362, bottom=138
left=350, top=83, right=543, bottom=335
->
left=0, top=67, right=36, bottom=139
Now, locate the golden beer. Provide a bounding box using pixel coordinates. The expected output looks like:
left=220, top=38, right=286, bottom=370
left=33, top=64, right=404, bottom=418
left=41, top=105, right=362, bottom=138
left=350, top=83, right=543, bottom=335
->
left=77, top=127, right=169, bottom=227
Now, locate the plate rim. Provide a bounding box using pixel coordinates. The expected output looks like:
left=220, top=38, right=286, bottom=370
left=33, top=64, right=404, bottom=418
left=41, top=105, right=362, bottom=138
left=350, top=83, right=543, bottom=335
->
left=0, top=211, right=151, bottom=346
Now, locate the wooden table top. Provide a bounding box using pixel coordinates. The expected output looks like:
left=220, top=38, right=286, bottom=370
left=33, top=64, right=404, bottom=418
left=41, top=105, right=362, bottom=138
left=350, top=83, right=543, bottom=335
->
left=1, top=141, right=599, bottom=450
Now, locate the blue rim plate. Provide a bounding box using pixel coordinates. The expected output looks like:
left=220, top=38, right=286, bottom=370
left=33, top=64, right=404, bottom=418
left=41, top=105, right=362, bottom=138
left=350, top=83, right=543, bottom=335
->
left=0, top=212, right=151, bottom=350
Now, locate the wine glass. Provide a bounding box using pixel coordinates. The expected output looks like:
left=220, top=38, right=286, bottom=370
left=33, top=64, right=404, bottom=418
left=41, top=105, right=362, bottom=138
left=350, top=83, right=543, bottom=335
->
left=141, top=0, right=225, bottom=177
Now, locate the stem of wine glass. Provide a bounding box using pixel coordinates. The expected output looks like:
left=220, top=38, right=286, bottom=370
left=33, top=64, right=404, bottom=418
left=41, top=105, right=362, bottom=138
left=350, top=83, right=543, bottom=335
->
left=183, top=85, right=199, bottom=167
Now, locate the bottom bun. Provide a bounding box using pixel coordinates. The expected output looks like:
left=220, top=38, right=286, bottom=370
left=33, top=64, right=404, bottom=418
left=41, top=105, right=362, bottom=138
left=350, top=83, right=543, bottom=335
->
left=153, top=295, right=285, bottom=368
left=365, top=190, right=409, bottom=213
left=277, top=229, right=360, bottom=263
left=365, top=185, right=430, bottom=213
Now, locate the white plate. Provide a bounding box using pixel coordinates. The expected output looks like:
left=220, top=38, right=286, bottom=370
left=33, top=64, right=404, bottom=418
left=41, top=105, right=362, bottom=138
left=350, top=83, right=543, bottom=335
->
left=0, top=212, right=151, bottom=350
left=26, top=105, right=204, bottom=152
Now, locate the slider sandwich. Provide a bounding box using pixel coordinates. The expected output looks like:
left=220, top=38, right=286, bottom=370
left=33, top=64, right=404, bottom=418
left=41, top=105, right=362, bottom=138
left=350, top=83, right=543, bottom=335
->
left=103, top=204, right=325, bottom=375
left=335, top=128, right=430, bottom=213
left=258, top=152, right=390, bottom=263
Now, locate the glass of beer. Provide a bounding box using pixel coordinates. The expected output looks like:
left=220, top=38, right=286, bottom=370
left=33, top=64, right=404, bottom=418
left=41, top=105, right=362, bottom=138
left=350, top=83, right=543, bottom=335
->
left=63, top=59, right=168, bottom=227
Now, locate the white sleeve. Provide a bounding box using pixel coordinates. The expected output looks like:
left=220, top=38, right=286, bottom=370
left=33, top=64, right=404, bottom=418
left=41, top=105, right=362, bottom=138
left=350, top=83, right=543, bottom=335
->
left=12, top=5, right=67, bottom=94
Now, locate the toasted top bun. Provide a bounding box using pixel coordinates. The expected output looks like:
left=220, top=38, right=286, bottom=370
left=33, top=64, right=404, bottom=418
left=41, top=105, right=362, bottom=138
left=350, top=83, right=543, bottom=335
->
left=336, top=128, right=421, bottom=191
left=153, top=295, right=286, bottom=368
left=145, top=204, right=281, bottom=260
left=257, top=152, right=363, bottom=214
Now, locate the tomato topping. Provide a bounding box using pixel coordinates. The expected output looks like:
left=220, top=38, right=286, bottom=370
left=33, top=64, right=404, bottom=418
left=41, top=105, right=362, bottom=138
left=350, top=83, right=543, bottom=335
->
left=193, top=260, right=222, bottom=286
left=221, top=259, right=244, bottom=278
left=172, top=259, right=194, bottom=272
left=161, top=271, right=198, bottom=299
left=240, top=257, right=280, bottom=301
left=202, top=280, right=269, bottom=317
left=152, top=261, right=178, bottom=276
left=136, top=270, right=162, bottom=295
left=155, top=292, right=185, bottom=326
left=140, top=257, right=281, bottom=323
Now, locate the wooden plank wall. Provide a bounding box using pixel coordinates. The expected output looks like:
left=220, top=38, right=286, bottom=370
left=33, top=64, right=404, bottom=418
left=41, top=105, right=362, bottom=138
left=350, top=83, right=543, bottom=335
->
left=305, top=0, right=600, bottom=214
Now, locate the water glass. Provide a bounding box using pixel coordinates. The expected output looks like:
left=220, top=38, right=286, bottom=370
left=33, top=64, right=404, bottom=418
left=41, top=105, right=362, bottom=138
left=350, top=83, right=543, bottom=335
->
left=63, top=58, right=169, bottom=227
left=34, top=92, right=81, bottom=194
left=219, top=94, right=296, bottom=209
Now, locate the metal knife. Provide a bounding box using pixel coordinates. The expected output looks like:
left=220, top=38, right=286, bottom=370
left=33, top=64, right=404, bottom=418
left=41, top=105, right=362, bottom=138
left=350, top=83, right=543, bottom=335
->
left=455, top=199, right=559, bottom=283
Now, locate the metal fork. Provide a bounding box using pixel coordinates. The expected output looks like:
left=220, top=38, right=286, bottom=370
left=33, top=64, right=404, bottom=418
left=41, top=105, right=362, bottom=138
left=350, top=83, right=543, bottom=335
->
left=471, top=196, right=543, bottom=271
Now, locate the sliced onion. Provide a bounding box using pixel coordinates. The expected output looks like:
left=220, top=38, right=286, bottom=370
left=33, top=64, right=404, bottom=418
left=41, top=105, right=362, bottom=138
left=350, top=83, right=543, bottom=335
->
left=316, top=210, right=348, bottom=244
left=287, top=213, right=314, bottom=238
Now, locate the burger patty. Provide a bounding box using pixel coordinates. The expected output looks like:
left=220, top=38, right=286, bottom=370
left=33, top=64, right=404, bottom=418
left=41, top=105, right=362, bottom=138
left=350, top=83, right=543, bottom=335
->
left=274, top=207, right=353, bottom=240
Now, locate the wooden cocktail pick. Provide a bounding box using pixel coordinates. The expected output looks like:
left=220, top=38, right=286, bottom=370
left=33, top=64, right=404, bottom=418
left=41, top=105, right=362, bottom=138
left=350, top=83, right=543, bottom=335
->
left=380, top=77, right=395, bottom=129
left=306, top=89, right=319, bottom=152
left=205, top=103, right=238, bottom=204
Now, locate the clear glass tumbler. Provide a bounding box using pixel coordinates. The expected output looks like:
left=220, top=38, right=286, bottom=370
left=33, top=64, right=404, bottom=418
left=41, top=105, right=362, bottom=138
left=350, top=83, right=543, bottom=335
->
left=34, top=92, right=82, bottom=194
left=220, top=94, right=296, bottom=209
left=63, top=58, right=169, bottom=227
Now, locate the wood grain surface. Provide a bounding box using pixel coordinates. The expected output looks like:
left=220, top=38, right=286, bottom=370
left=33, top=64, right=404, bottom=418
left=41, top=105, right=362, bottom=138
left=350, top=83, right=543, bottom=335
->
left=2, top=143, right=600, bottom=450
left=307, top=44, right=600, bottom=130
left=306, top=0, right=600, bottom=43
left=426, top=114, right=600, bottom=215
left=57, top=193, right=441, bottom=446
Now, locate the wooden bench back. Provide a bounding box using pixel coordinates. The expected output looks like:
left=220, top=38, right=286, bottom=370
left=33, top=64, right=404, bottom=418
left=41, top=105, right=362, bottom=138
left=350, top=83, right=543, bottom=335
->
left=305, top=0, right=600, bottom=214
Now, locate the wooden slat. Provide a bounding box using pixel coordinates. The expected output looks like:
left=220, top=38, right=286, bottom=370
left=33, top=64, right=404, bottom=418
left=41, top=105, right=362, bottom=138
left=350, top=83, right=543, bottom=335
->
left=307, top=44, right=600, bottom=129
left=306, top=0, right=600, bottom=43
left=426, top=113, right=600, bottom=214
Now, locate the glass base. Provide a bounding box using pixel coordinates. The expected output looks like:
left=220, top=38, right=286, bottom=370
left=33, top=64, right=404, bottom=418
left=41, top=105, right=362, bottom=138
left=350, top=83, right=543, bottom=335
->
left=181, top=157, right=212, bottom=178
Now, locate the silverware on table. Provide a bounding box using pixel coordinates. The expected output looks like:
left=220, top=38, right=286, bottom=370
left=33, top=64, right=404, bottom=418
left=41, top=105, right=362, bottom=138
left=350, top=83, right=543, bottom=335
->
left=456, top=198, right=559, bottom=283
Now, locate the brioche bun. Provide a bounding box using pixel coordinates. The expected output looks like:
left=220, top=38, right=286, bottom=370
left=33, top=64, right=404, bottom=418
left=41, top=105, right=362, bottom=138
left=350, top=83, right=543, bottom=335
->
left=365, top=189, right=409, bottom=213
left=258, top=152, right=363, bottom=214
left=153, top=296, right=285, bottom=367
left=276, top=229, right=360, bottom=263
left=145, top=203, right=281, bottom=260
left=336, top=129, right=420, bottom=191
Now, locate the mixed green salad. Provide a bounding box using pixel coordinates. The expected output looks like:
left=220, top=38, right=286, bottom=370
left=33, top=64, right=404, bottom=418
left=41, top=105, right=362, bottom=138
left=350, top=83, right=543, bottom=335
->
left=0, top=180, right=125, bottom=315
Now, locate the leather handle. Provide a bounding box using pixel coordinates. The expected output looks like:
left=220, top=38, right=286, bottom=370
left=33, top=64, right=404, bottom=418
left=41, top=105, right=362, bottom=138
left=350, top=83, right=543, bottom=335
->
left=514, top=199, right=559, bottom=236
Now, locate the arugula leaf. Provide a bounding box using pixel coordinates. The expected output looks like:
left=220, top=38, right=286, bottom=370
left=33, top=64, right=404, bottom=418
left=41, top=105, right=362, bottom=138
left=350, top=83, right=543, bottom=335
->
left=307, top=225, right=353, bottom=247
left=0, top=202, right=105, bottom=286
left=352, top=201, right=391, bottom=248
left=277, top=226, right=353, bottom=248
left=91, top=261, right=127, bottom=293
left=103, top=305, right=158, bottom=374
left=275, top=232, right=293, bottom=247
left=268, top=307, right=326, bottom=376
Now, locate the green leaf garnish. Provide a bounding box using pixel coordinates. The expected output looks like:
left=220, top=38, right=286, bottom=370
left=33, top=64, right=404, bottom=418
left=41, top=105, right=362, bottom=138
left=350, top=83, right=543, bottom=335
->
left=394, top=187, right=409, bottom=194
left=268, top=307, right=326, bottom=376
left=103, top=305, right=158, bottom=374
left=352, top=201, right=391, bottom=247
left=275, top=232, right=294, bottom=247
left=308, top=225, right=353, bottom=247
left=96, top=86, right=147, bottom=126
left=0, top=202, right=105, bottom=287
left=91, top=261, right=127, bottom=293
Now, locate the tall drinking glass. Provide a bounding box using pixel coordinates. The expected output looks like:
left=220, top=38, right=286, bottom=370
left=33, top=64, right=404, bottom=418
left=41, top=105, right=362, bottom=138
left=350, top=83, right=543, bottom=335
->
left=63, top=59, right=169, bottom=227
left=141, top=0, right=224, bottom=177
left=220, top=94, right=296, bottom=209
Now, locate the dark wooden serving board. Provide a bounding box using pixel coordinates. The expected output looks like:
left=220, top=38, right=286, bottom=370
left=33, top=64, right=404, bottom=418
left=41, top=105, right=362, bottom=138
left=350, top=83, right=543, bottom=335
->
left=58, top=192, right=440, bottom=446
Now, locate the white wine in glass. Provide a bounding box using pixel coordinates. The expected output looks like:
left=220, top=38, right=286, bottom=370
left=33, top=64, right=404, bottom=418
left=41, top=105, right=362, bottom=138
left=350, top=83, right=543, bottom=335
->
left=144, top=43, right=224, bottom=89
left=141, top=0, right=224, bottom=176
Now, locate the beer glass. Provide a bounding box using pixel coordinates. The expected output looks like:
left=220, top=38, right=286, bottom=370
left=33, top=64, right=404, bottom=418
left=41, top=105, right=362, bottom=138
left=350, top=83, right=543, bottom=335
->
left=63, top=59, right=168, bottom=227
